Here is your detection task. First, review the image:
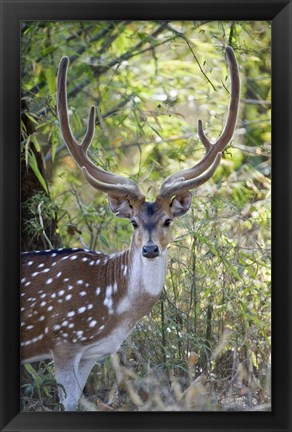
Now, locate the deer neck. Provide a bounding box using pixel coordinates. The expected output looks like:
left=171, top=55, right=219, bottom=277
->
left=116, top=239, right=167, bottom=316
left=128, top=238, right=168, bottom=297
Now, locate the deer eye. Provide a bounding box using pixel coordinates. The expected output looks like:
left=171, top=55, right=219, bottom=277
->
left=131, top=220, right=138, bottom=229
left=163, top=219, right=172, bottom=227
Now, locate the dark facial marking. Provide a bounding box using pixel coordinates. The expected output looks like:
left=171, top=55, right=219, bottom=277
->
left=144, top=202, right=158, bottom=217
left=133, top=202, right=159, bottom=239
left=143, top=222, right=155, bottom=235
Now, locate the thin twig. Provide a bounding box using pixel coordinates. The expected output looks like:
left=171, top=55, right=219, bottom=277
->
left=166, top=24, right=216, bottom=91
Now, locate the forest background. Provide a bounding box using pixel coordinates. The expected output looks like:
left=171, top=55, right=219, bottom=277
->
left=21, top=21, right=271, bottom=411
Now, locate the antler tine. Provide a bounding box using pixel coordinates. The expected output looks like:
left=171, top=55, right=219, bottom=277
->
left=158, top=153, right=222, bottom=199
left=158, top=46, right=240, bottom=199
left=57, top=56, right=143, bottom=200
left=81, top=167, right=144, bottom=199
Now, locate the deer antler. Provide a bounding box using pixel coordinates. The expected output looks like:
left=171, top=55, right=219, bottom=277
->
left=158, top=46, right=240, bottom=199
left=57, top=56, right=144, bottom=201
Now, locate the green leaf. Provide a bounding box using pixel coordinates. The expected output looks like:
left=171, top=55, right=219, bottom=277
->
left=31, top=134, right=41, bottom=152
left=25, top=112, right=39, bottom=125
left=28, top=150, right=48, bottom=193
left=51, top=131, right=59, bottom=163
left=100, top=234, right=110, bottom=248
left=45, top=65, right=56, bottom=95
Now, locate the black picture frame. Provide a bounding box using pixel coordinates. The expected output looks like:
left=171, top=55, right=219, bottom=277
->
left=0, top=1, right=291, bottom=431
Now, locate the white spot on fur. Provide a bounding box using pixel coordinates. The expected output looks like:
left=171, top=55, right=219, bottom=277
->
left=21, top=334, right=44, bottom=347
left=67, top=311, right=75, bottom=317
left=122, top=265, right=128, bottom=276
left=89, top=320, right=97, bottom=328
left=46, top=278, right=53, bottom=285
left=104, top=285, right=114, bottom=314
left=105, top=285, right=113, bottom=297
left=77, top=306, right=86, bottom=314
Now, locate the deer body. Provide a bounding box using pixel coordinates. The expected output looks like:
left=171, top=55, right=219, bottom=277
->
left=21, top=47, right=240, bottom=410
left=21, top=203, right=169, bottom=410
left=21, top=246, right=167, bottom=410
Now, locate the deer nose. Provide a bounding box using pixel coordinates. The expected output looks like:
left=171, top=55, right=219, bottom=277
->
left=142, top=244, right=160, bottom=259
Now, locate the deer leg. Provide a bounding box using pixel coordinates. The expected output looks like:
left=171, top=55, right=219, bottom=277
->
left=52, top=349, right=83, bottom=411
left=76, top=358, right=97, bottom=399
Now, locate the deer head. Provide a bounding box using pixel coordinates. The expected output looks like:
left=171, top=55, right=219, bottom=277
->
left=57, top=47, right=239, bottom=259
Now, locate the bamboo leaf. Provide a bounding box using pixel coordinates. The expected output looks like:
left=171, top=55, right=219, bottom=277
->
left=28, top=150, right=48, bottom=193
left=31, top=134, right=41, bottom=152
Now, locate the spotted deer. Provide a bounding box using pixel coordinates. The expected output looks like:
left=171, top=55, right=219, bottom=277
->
left=21, top=47, right=240, bottom=411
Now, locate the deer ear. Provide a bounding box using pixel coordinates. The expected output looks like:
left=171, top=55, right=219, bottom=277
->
left=170, top=192, right=192, bottom=217
left=108, top=195, right=133, bottom=218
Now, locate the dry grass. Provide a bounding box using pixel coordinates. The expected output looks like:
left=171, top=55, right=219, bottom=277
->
left=21, top=338, right=271, bottom=412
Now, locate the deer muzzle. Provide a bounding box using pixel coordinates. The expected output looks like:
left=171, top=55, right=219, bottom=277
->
left=142, top=243, right=160, bottom=259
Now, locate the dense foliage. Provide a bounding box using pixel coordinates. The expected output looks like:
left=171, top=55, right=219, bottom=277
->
left=21, top=21, right=271, bottom=411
